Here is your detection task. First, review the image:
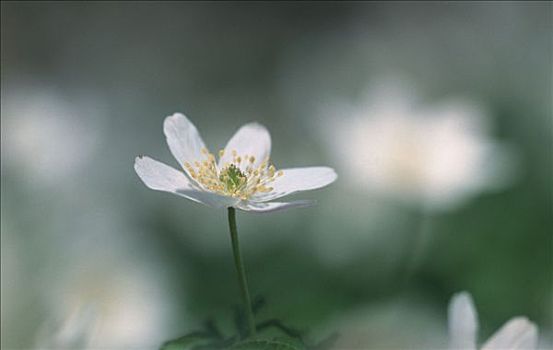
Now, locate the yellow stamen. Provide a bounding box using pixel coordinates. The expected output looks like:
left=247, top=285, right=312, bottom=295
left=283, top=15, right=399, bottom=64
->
left=184, top=150, right=282, bottom=200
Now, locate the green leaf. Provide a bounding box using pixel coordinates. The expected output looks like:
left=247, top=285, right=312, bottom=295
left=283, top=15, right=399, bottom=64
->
left=160, top=332, right=212, bottom=350
left=228, top=337, right=306, bottom=350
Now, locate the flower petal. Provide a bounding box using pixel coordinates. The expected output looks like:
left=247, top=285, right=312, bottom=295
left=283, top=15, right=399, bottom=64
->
left=218, top=123, right=271, bottom=171
left=236, top=200, right=316, bottom=213
left=251, top=167, right=337, bottom=202
left=175, top=188, right=240, bottom=209
left=482, top=317, right=538, bottom=350
left=134, top=155, right=194, bottom=192
left=134, top=156, right=238, bottom=208
left=448, top=292, right=478, bottom=350
left=163, top=113, right=207, bottom=170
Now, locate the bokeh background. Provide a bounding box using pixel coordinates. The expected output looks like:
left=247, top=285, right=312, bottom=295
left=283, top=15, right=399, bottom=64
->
left=1, top=2, right=551, bottom=349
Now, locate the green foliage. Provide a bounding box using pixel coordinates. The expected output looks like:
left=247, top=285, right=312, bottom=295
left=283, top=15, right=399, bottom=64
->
left=160, top=332, right=213, bottom=350
left=229, top=337, right=305, bottom=350
left=159, top=296, right=337, bottom=350
left=161, top=335, right=308, bottom=350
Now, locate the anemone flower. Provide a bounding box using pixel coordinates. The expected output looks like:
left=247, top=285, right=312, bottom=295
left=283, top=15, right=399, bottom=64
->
left=325, top=82, right=516, bottom=212
left=134, top=113, right=336, bottom=340
left=135, top=113, right=336, bottom=212
left=449, top=292, right=538, bottom=350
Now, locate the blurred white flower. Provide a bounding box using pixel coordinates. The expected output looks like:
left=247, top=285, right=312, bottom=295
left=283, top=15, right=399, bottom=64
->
left=2, top=88, right=104, bottom=187
left=36, top=257, right=171, bottom=349
left=325, top=82, right=516, bottom=211
left=135, top=113, right=337, bottom=212
left=35, top=304, right=96, bottom=349
left=449, top=292, right=538, bottom=350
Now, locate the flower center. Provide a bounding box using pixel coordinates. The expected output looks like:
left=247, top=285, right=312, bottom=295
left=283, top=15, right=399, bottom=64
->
left=183, top=148, right=283, bottom=200
left=219, top=164, right=247, bottom=193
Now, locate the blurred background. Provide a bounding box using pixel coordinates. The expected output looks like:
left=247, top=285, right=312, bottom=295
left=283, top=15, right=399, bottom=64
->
left=1, top=2, right=551, bottom=349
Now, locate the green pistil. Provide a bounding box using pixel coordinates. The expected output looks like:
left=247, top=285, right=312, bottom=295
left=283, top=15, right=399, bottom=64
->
left=220, top=164, right=247, bottom=193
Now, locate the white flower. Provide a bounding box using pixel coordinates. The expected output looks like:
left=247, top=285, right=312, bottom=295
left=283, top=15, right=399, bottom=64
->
left=36, top=262, right=170, bottom=350
left=448, top=292, right=538, bottom=350
left=134, top=113, right=337, bottom=212
left=3, top=88, right=104, bottom=186
left=325, top=82, right=516, bottom=211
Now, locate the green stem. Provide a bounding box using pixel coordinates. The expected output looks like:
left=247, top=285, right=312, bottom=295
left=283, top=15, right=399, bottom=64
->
left=227, top=207, right=256, bottom=337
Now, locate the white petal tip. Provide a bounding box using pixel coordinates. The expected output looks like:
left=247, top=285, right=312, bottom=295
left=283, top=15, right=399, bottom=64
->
left=243, top=122, right=269, bottom=131
left=449, top=291, right=476, bottom=319
left=167, top=112, right=186, bottom=119
left=448, top=291, right=478, bottom=350
left=134, top=154, right=147, bottom=168
left=505, top=317, right=539, bottom=337
left=451, top=291, right=473, bottom=304
left=163, top=112, right=189, bottom=127
left=134, top=155, right=155, bottom=170
left=482, top=317, right=539, bottom=350
left=312, top=166, right=338, bottom=185
left=328, top=168, right=338, bottom=182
